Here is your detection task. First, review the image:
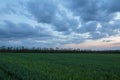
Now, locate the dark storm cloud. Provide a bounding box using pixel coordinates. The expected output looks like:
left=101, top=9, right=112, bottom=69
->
left=52, top=9, right=79, bottom=34
left=79, top=21, right=98, bottom=33
left=61, top=0, right=100, bottom=21
left=0, top=20, right=53, bottom=39
left=60, top=0, right=120, bottom=39
left=104, top=0, right=120, bottom=13
left=62, top=0, right=120, bottom=22
left=26, top=0, right=120, bottom=36
left=27, top=0, right=57, bottom=23
left=26, top=0, right=79, bottom=34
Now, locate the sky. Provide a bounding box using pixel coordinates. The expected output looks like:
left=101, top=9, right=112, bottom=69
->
left=0, top=0, right=120, bottom=50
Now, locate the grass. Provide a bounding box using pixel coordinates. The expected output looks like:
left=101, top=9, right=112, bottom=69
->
left=0, top=53, right=120, bottom=80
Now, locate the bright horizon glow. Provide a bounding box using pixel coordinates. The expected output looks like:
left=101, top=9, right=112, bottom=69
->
left=64, top=36, right=120, bottom=50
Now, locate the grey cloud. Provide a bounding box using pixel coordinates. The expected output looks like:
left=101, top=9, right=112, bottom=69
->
left=0, top=0, right=27, bottom=15
left=62, top=0, right=120, bottom=22
left=102, top=40, right=113, bottom=42
left=25, top=0, right=120, bottom=40
left=92, top=21, right=120, bottom=39
left=0, top=0, right=120, bottom=48
left=52, top=10, right=79, bottom=34
left=78, top=20, right=120, bottom=39
left=0, top=20, right=53, bottom=39
left=78, top=21, right=107, bottom=39
left=0, top=20, right=59, bottom=47
left=62, top=0, right=100, bottom=21
left=100, top=21, right=120, bottom=36
left=113, top=42, right=120, bottom=45
left=104, top=0, right=120, bottom=13
left=79, top=21, right=98, bottom=33
left=26, top=0, right=80, bottom=34
left=89, top=31, right=108, bottom=39
left=27, top=0, right=57, bottom=23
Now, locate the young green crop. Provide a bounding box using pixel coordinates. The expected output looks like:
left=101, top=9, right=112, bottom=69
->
left=0, top=53, right=120, bottom=80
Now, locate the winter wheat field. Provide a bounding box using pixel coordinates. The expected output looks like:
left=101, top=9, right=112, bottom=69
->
left=1, top=0, right=120, bottom=80
left=0, top=53, right=120, bottom=80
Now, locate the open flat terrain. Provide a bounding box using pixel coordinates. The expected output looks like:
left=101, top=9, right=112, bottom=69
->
left=0, top=53, right=120, bottom=80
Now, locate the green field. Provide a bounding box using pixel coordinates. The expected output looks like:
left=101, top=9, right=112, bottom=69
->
left=0, top=53, right=120, bottom=80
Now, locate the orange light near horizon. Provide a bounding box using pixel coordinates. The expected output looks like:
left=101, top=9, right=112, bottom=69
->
left=63, top=36, right=120, bottom=50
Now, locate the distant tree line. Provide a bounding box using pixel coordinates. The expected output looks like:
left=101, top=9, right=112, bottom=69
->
left=0, top=46, right=120, bottom=54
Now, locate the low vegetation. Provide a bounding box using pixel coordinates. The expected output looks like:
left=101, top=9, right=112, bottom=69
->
left=0, top=53, right=120, bottom=80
